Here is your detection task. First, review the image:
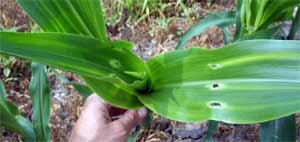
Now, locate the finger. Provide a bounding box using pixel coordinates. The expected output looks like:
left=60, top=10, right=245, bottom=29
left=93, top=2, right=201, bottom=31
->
left=112, top=108, right=147, bottom=131
left=85, top=93, right=111, bottom=110
left=82, top=93, right=111, bottom=123
left=70, top=94, right=111, bottom=141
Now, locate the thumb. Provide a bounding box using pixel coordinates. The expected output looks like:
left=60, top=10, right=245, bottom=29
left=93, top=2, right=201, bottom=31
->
left=113, top=108, right=147, bottom=130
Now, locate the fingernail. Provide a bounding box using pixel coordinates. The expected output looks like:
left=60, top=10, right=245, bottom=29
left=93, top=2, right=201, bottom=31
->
left=137, top=108, right=147, bottom=118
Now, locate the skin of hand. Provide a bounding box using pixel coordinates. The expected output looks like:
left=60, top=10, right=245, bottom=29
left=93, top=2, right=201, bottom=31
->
left=69, top=94, right=147, bottom=142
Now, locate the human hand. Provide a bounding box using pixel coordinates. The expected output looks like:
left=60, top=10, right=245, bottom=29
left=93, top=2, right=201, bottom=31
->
left=70, top=94, right=147, bottom=142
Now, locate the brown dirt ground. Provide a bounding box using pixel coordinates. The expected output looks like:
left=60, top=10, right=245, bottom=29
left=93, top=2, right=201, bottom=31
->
left=0, top=0, right=299, bottom=142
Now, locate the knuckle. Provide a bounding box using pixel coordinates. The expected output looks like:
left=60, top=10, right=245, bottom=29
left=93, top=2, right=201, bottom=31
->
left=128, top=110, right=139, bottom=122
left=127, top=112, right=137, bottom=121
left=111, top=123, right=128, bottom=136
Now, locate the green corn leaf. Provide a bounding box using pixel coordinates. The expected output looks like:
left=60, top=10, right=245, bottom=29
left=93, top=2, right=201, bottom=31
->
left=71, top=83, right=93, bottom=97
left=2, top=0, right=152, bottom=109
left=238, top=26, right=279, bottom=41
left=128, top=109, right=153, bottom=142
left=0, top=32, right=148, bottom=109
left=251, top=0, right=269, bottom=29
left=33, top=59, right=140, bottom=109
left=0, top=32, right=151, bottom=91
left=204, top=120, right=218, bottom=142
left=127, top=132, right=139, bottom=142
left=233, top=0, right=243, bottom=41
left=141, top=0, right=149, bottom=13
left=222, top=27, right=231, bottom=45
left=84, top=76, right=143, bottom=109
left=55, top=71, right=93, bottom=97
left=16, top=0, right=107, bottom=40
left=139, top=40, right=300, bottom=123
left=255, top=0, right=299, bottom=31
left=241, top=0, right=300, bottom=33
left=29, top=63, right=51, bottom=141
left=176, top=11, right=236, bottom=49
left=288, top=7, right=300, bottom=40
left=0, top=80, right=7, bottom=98
left=260, top=115, right=296, bottom=142
left=0, top=80, right=35, bottom=140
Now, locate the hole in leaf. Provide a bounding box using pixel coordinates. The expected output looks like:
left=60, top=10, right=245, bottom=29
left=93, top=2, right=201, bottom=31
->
left=211, top=64, right=217, bottom=67
left=109, top=59, right=121, bottom=69
left=209, top=64, right=221, bottom=69
left=210, top=102, right=222, bottom=108
left=212, top=84, right=219, bottom=88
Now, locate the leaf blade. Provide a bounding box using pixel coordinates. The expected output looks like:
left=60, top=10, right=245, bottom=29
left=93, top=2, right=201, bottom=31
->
left=204, top=120, right=218, bottom=142
left=29, top=63, right=51, bottom=141
left=83, top=76, right=144, bottom=109
left=140, top=40, right=300, bottom=123
left=176, top=11, right=236, bottom=49
left=0, top=32, right=149, bottom=109
left=260, top=114, right=296, bottom=142
left=16, top=0, right=107, bottom=40
left=0, top=32, right=151, bottom=89
left=0, top=80, right=35, bottom=140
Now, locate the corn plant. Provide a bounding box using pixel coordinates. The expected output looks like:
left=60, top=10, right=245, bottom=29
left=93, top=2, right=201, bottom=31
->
left=0, top=80, right=35, bottom=140
left=0, top=62, right=50, bottom=141
left=0, top=0, right=300, bottom=141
